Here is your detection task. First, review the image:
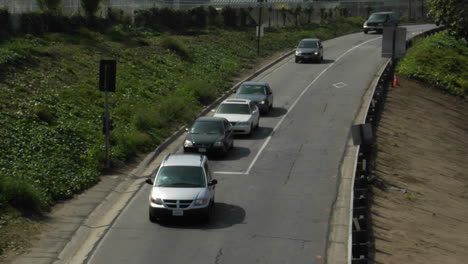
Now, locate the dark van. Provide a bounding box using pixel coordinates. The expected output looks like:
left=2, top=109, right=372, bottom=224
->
left=363, top=12, right=399, bottom=34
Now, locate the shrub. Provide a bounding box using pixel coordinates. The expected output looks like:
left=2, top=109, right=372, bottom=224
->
left=160, top=36, right=193, bottom=61
left=0, top=9, right=11, bottom=40
left=222, top=6, right=237, bottom=28
left=35, top=105, right=56, bottom=125
left=208, top=6, right=220, bottom=27
left=38, top=0, right=63, bottom=14
left=107, top=7, right=132, bottom=25
left=81, top=0, right=102, bottom=19
left=19, top=12, right=74, bottom=35
left=189, top=6, right=207, bottom=29
left=0, top=176, right=49, bottom=213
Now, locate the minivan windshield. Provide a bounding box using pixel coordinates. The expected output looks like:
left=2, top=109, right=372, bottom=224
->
left=298, top=40, right=319, bottom=48
left=217, top=104, right=251, bottom=115
left=190, top=120, right=223, bottom=134
left=368, top=13, right=389, bottom=21
left=156, top=166, right=206, bottom=187
left=237, top=85, right=266, bottom=95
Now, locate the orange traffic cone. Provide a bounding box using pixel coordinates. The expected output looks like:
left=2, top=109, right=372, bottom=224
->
left=393, top=73, right=400, bottom=86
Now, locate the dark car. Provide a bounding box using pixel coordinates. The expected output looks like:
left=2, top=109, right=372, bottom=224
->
left=234, top=82, right=273, bottom=114
left=295, top=38, right=323, bottom=63
left=363, top=12, right=399, bottom=34
left=183, top=117, right=234, bottom=156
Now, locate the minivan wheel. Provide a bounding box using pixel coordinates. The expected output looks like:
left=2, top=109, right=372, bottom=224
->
left=295, top=58, right=299, bottom=63
left=363, top=30, right=368, bottom=34
left=204, top=202, right=214, bottom=223
left=149, top=210, right=158, bottom=223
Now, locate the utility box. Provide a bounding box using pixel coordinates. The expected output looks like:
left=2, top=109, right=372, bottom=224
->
left=382, top=26, right=407, bottom=58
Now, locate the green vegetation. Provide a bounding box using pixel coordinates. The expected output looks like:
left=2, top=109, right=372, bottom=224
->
left=397, top=32, right=468, bottom=97
left=0, top=17, right=364, bottom=218
left=428, top=0, right=467, bottom=40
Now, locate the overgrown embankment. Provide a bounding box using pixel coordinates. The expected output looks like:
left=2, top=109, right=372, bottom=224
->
left=397, top=31, right=468, bottom=97
left=0, top=18, right=364, bottom=216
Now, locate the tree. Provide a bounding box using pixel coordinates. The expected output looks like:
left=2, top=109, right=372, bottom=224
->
left=320, top=8, right=326, bottom=22
left=293, top=6, right=302, bottom=26
left=305, top=6, right=314, bottom=24
left=81, top=0, right=102, bottom=18
left=280, top=7, right=288, bottom=26
left=37, top=0, right=62, bottom=14
left=428, top=0, right=468, bottom=40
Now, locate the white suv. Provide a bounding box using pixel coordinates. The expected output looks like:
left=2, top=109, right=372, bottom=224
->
left=213, top=99, right=260, bottom=136
left=145, top=154, right=217, bottom=223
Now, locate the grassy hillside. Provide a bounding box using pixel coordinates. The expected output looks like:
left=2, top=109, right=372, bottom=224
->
left=0, top=18, right=364, bottom=215
left=397, top=32, right=468, bottom=97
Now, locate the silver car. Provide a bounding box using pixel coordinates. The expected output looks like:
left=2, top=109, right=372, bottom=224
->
left=295, top=38, right=323, bottom=63
left=213, top=99, right=260, bottom=136
left=145, top=154, right=217, bottom=223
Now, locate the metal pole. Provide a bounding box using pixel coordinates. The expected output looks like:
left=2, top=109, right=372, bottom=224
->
left=391, top=26, right=396, bottom=87
left=104, top=65, right=111, bottom=169
left=257, top=0, right=263, bottom=56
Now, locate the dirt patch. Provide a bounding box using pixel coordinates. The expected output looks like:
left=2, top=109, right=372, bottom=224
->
left=370, top=76, right=468, bottom=263
left=0, top=210, right=43, bottom=262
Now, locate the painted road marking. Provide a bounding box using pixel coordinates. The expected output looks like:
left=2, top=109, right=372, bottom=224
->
left=245, top=36, right=382, bottom=175
left=333, top=82, right=347, bottom=89
left=214, top=171, right=245, bottom=175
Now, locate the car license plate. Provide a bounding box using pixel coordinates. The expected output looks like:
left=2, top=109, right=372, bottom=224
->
left=199, top=148, right=206, bottom=153
left=172, top=210, right=183, bottom=216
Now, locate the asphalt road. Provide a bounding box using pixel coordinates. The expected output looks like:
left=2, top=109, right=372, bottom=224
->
left=87, top=25, right=436, bottom=264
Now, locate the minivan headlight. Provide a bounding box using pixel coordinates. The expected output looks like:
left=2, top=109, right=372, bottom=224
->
left=184, top=140, right=193, bottom=147
left=150, top=197, right=163, bottom=205
left=295, top=50, right=301, bottom=55
left=194, top=199, right=209, bottom=205
left=314, top=52, right=319, bottom=55
left=214, top=141, right=224, bottom=147
left=260, top=100, right=266, bottom=104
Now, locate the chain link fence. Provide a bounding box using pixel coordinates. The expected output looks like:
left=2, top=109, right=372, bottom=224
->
left=0, top=0, right=429, bottom=30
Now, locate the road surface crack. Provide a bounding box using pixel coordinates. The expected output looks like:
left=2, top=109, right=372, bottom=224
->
left=284, top=144, right=303, bottom=185
left=214, top=247, right=224, bottom=264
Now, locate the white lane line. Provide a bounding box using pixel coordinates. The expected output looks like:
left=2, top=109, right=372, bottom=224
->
left=245, top=37, right=381, bottom=175
left=214, top=171, right=245, bottom=175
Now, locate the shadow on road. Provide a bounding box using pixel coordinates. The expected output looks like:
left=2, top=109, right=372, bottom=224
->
left=236, top=126, right=273, bottom=141
left=157, top=202, right=246, bottom=230
left=262, top=107, right=287, bottom=118
left=209, top=146, right=251, bottom=161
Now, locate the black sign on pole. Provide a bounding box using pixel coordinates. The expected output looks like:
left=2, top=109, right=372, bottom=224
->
left=99, top=60, right=116, bottom=92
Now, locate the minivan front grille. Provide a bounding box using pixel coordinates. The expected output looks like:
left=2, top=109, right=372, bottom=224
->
left=163, top=199, right=193, bottom=209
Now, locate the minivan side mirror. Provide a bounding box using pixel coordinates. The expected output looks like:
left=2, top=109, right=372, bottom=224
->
left=232, top=89, right=237, bottom=94
left=145, top=178, right=154, bottom=185
left=185, top=128, right=189, bottom=132
left=209, top=179, right=218, bottom=186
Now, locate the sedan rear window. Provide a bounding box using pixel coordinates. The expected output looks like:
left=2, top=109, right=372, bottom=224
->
left=156, top=166, right=206, bottom=187
left=190, top=120, right=224, bottom=134
left=237, top=85, right=266, bottom=95
left=217, top=104, right=251, bottom=115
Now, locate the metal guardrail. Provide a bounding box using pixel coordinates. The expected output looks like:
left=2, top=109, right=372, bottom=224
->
left=349, top=25, right=445, bottom=264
